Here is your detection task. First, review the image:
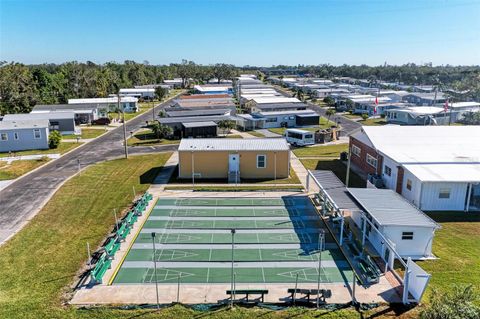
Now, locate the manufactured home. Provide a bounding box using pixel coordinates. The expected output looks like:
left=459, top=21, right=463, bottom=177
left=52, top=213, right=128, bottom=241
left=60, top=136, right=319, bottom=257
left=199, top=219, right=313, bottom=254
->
left=2, top=112, right=77, bottom=135
left=68, top=97, right=138, bottom=113
left=0, top=120, right=49, bottom=153
left=349, top=126, right=480, bottom=211
left=178, top=138, right=290, bottom=182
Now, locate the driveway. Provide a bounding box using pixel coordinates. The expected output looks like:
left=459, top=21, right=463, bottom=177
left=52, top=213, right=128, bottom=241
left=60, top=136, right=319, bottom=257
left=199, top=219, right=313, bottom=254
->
left=0, top=97, right=180, bottom=245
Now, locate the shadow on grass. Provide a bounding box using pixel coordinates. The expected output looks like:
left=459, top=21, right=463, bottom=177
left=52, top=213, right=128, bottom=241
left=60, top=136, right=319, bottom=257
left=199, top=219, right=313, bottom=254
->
left=426, top=211, right=480, bottom=223
left=311, top=159, right=365, bottom=188
left=140, top=166, right=165, bottom=184
left=364, top=303, right=417, bottom=318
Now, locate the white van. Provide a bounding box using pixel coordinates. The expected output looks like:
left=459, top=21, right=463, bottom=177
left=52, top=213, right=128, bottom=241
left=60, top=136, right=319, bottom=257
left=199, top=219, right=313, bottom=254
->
left=285, top=128, right=315, bottom=146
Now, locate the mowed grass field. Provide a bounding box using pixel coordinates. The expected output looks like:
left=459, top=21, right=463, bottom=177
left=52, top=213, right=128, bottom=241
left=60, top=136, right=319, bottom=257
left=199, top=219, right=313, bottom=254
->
left=419, top=212, right=480, bottom=301
left=0, top=141, right=82, bottom=158
left=0, top=153, right=171, bottom=318
left=0, top=159, right=50, bottom=180
left=295, top=143, right=365, bottom=188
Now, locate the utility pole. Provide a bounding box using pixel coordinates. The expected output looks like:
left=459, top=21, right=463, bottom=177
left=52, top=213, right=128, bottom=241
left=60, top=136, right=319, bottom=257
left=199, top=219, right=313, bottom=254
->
left=151, top=232, right=160, bottom=309
left=317, top=229, right=325, bottom=309
left=118, top=92, right=128, bottom=159
left=345, top=146, right=352, bottom=187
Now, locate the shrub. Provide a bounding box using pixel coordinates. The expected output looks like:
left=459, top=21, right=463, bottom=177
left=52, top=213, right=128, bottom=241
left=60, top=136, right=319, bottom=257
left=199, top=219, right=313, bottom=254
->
left=361, top=113, right=369, bottom=120
left=48, top=131, right=62, bottom=149
left=420, top=285, right=480, bottom=319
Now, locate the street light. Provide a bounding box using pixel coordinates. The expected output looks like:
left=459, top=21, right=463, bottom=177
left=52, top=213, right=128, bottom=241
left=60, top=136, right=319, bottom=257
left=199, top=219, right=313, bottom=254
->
left=317, top=229, right=325, bottom=309
left=151, top=232, right=160, bottom=309
left=230, top=228, right=236, bottom=308
left=117, top=92, right=128, bottom=159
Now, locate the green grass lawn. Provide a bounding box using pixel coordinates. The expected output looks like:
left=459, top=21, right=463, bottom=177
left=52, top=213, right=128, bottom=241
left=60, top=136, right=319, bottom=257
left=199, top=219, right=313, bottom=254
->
left=247, top=130, right=266, bottom=137
left=301, top=158, right=365, bottom=188
left=359, top=117, right=388, bottom=126
left=127, top=129, right=180, bottom=146
left=293, top=143, right=348, bottom=158
left=0, top=142, right=82, bottom=158
left=267, top=117, right=337, bottom=136
left=242, top=167, right=301, bottom=184
left=298, top=142, right=364, bottom=188
left=0, top=153, right=172, bottom=319
left=419, top=212, right=480, bottom=301
left=342, top=113, right=362, bottom=120
left=0, top=158, right=50, bottom=180
left=63, top=128, right=106, bottom=140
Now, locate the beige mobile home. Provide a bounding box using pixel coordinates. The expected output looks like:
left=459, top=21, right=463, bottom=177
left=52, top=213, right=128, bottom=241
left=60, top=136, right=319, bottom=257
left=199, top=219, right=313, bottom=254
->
left=178, top=138, right=290, bottom=182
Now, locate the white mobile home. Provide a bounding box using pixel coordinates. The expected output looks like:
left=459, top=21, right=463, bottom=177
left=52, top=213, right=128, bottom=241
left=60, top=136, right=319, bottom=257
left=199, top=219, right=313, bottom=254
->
left=68, top=97, right=138, bottom=113
left=119, top=88, right=156, bottom=99
left=349, top=126, right=480, bottom=212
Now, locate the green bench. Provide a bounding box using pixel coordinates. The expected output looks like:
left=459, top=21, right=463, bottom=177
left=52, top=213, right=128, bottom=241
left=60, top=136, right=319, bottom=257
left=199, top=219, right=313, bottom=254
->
left=116, top=222, right=131, bottom=241
left=124, top=211, right=138, bottom=226
left=226, top=289, right=268, bottom=303
left=104, top=237, right=120, bottom=257
left=91, top=253, right=112, bottom=284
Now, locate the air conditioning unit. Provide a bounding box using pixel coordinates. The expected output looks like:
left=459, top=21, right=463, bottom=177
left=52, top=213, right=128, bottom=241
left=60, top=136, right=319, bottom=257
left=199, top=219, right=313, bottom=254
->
left=368, top=174, right=384, bottom=188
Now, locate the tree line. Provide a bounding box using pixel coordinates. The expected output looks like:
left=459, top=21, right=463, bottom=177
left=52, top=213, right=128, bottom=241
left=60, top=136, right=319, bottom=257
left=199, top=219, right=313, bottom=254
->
left=1, top=60, right=479, bottom=115
left=0, top=60, right=239, bottom=114
left=263, top=63, right=480, bottom=100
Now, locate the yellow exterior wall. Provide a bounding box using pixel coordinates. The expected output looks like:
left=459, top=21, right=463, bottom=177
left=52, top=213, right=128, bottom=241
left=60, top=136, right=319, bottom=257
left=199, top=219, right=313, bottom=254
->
left=178, top=150, right=290, bottom=179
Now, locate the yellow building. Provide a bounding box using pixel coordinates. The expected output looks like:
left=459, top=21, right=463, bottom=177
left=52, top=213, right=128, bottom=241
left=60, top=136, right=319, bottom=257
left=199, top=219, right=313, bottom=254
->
left=178, top=138, right=290, bottom=182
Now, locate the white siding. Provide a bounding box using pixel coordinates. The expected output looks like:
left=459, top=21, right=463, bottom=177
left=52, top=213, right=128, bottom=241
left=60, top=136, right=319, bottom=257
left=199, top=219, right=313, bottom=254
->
left=402, top=170, right=422, bottom=206
left=383, top=226, right=435, bottom=258
left=419, top=182, right=468, bottom=211
left=381, top=155, right=399, bottom=190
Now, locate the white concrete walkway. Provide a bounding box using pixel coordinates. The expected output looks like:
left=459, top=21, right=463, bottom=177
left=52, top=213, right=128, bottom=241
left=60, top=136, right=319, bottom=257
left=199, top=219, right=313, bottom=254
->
left=0, top=153, right=60, bottom=163
left=230, top=129, right=264, bottom=138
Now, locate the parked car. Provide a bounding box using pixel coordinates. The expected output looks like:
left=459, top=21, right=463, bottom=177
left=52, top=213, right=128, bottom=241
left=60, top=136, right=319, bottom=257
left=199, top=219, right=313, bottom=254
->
left=92, top=118, right=111, bottom=125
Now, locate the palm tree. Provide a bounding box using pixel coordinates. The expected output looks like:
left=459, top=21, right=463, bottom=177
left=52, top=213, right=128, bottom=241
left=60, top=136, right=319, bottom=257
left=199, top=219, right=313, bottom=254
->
left=326, top=108, right=336, bottom=125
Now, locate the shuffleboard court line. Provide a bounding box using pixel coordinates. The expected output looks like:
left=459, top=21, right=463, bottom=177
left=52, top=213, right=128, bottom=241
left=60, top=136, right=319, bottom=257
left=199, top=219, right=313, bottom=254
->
left=122, top=260, right=345, bottom=268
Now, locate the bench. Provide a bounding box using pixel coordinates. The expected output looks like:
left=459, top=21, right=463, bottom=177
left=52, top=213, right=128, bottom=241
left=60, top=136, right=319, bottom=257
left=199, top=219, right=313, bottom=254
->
left=287, top=288, right=332, bottom=304
left=124, top=211, right=138, bottom=226
left=104, top=237, right=120, bottom=257
left=226, top=289, right=269, bottom=303
left=116, top=222, right=131, bottom=241
left=91, top=253, right=112, bottom=284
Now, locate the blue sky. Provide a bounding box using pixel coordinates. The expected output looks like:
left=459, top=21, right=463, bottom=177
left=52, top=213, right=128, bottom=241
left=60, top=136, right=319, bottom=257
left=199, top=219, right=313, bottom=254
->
left=1, top=0, right=479, bottom=66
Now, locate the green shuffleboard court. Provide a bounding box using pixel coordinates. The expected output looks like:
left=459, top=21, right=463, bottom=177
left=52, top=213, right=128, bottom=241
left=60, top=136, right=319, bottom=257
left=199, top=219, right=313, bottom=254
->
left=112, top=196, right=352, bottom=285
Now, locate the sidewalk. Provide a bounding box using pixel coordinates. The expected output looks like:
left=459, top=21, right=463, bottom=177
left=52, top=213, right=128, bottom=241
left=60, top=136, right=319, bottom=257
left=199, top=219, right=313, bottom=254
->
left=289, top=153, right=319, bottom=193
left=0, top=153, right=60, bottom=163
left=149, top=152, right=179, bottom=195
left=230, top=129, right=259, bottom=138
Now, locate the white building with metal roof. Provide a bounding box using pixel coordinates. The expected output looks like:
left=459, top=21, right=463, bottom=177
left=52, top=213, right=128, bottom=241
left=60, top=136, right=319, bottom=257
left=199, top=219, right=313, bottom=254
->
left=68, top=97, right=138, bottom=113
left=349, top=126, right=480, bottom=211
left=348, top=188, right=440, bottom=260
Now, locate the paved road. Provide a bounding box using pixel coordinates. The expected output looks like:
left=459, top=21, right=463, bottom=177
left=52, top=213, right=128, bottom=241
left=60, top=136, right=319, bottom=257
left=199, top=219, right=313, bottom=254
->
left=0, top=98, right=180, bottom=245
